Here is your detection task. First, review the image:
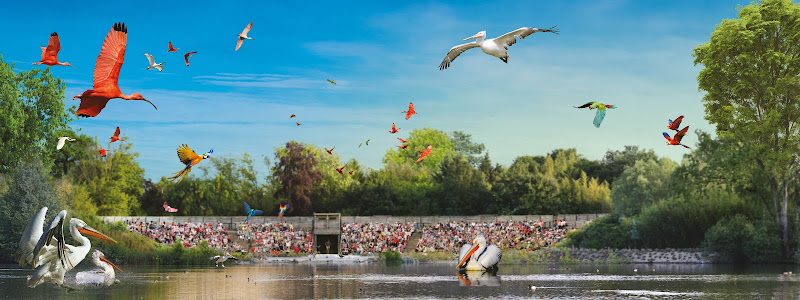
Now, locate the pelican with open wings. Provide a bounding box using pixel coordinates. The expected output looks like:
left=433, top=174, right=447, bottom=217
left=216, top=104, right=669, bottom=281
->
left=15, top=207, right=118, bottom=289
left=456, top=235, right=502, bottom=271
left=167, top=144, right=212, bottom=184
left=439, top=26, right=558, bottom=70
left=210, top=253, right=237, bottom=267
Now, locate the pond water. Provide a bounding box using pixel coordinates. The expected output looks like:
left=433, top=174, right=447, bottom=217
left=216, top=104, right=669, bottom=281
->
left=1, top=261, right=799, bottom=299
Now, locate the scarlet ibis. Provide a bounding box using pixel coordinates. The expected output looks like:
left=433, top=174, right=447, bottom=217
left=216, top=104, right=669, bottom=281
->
left=574, top=101, right=617, bottom=128
left=72, top=23, right=157, bottom=117
left=163, top=202, right=178, bottom=213
left=663, top=126, right=691, bottom=149
left=167, top=145, right=212, bottom=184
left=290, top=114, right=296, bottom=118
left=389, top=123, right=399, bottom=134
left=278, top=204, right=289, bottom=219
left=167, top=42, right=178, bottom=52
left=144, top=53, right=165, bottom=71
left=667, top=115, right=684, bottom=131
left=32, top=32, right=75, bottom=69
left=109, top=127, right=125, bottom=143
left=56, top=137, right=75, bottom=150
left=296, top=122, right=301, bottom=126
left=396, top=145, right=408, bottom=149
left=235, top=22, right=254, bottom=51
left=416, top=145, right=432, bottom=162
left=183, top=51, right=197, bottom=66
left=327, top=79, right=336, bottom=85
left=402, top=102, right=416, bottom=120
left=336, top=163, right=347, bottom=174
left=439, top=26, right=558, bottom=70
left=397, top=137, right=407, bottom=143
left=98, top=149, right=109, bottom=157
left=325, top=146, right=334, bottom=155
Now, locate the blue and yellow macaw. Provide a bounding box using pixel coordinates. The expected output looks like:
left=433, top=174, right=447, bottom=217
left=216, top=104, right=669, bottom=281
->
left=278, top=204, right=289, bottom=219
left=243, top=202, right=263, bottom=223
left=574, top=101, right=617, bottom=128
left=167, top=144, right=212, bottom=184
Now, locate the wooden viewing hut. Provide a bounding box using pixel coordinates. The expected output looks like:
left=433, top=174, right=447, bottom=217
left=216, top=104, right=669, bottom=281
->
left=312, top=213, right=341, bottom=255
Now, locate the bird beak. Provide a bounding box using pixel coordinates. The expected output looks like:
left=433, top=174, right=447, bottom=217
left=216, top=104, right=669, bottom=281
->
left=79, top=226, right=118, bottom=244
left=463, top=33, right=481, bottom=41
left=457, top=244, right=480, bottom=268
left=100, top=257, right=123, bottom=273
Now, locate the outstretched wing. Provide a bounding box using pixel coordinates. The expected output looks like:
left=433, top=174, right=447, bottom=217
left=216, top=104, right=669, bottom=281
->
left=244, top=202, right=251, bottom=213
left=574, top=102, right=594, bottom=109
left=593, top=109, right=606, bottom=128
left=15, top=207, right=48, bottom=267
left=241, top=22, right=253, bottom=35
left=176, top=144, right=200, bottom=165
left=439, top=42, right=480, bottom=70
left=493, top=26, right=558, bottom=48
left=114, top=126, right=121, bottom=138
left=674, top=126, right=689, bottom=143
left=93, top=23, right=128, bottom=91
left=144, top=53, right=155, bottom=66
left=671, top=116, right=684, bottom=130
left=254, top=209, right=263, bottom=216
left=33, top=210, right=68, bottom=268
left=662, top=132, right=672, bottom=141
left=45, top=32, right=61, bottom=60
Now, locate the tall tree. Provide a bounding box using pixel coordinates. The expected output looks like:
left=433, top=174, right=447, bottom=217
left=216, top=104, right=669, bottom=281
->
left=449, top=131, right=486, bottom=167
left=383, top=127, right=458, bottom=170
left=272, top=141, right=322, bottom=215
left=431, top=155, right=492, bottom=215
left=610, top=158, right=678, bottom=216
left=693, top=0, right=800, bottom=257
left=70, top=138, right=145, bottom=215
left=0, top=56, right=74, bottom=173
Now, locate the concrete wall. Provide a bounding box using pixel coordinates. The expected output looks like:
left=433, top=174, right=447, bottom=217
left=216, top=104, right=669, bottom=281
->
left=99, top=213, right=608, bottom=231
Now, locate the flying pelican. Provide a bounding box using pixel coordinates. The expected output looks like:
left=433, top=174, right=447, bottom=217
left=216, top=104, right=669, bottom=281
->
left=243, top=202, right=263, bottom=223
left=56, top=137, right=76, bottom=150
left=144, top=53, right=165, bottom=71
left=32, top=32, right=76, bottom=69
left=574, top=101, right=617, bottom=128
left=75, top=250, right=123, bottom=287
left=456, top=235, right=502, bottom=271
left=235, top=22, right=254, bottom=51
left=72, top=23, right=157, bottom=117
left=167, top=144, right=212, bottom=184
left=15, top=207, right=118, bottom=289
left=439, top=26, right=558, bottom=70
left=210, top=253, right=238, bottom=267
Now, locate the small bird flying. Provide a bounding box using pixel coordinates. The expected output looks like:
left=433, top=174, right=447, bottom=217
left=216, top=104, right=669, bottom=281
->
left=167, top=42, right=178, bottom=52
left=663, top=126, right=691, bottom=149
left=396, top=145, right=408, bottom=149
left=326, top=79, right=336, bottom=85
left=73, top=23, right=157, bottom=117
left=439, top=26, right=558, bottom=70
left=336, top=163, right=348, bottom=174
left=32, top=32, right=75, bottom=69
left=278, top=204, right=289, bottom=219
left=389, top=123, right=399, bottom=134
left=296, top=122, right=301, bottom=126
left=397, top=137, right=407, bottom=143
left=167, top=144, right=212, bottom=184
left=243, top=202, right=263, bottom=223
left=56, top=137, right=75, bottom=150
left=403, top=102, right=416, bottom=120
left=235, top=22, right=254, bottom=51
left=109, top=127, right=125, bottom=143
left=574, top=101, right=617, bottom=128
left=98, top=149, right=109, bottom=157
left=163, top=202, right=178, bottom=213
left=365, top=139, right=370, bottom=146
left=183, top=51, right=197, bottom=66
left=144, top=53, right=165, bottom=71
left=348, top=170, right=354, bottom=175
left=416, top=145, right=433, bottom=163
left=290, top=114, right=296, bottom=118
left=667, top=115, right=684, bottom=131
left=325, top=146, right=335, bottom=155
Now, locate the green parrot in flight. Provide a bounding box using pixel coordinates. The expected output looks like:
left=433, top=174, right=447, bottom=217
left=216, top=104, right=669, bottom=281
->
left=574, top=101, right=617, bottom=128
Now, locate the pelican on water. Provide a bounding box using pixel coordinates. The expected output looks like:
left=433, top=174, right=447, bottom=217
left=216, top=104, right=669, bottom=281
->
left=210, top=252, right=238, bottom=267
left=439, top=26, right=559, bottom=70
left=456, top=235, right=502, bottom=271
left=15, top=207, right=118, bottom=289
left=75, top=250, right=123, bottom=286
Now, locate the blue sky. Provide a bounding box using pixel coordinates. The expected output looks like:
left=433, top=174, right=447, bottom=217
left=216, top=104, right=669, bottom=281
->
left=0, top=0, right=748, bottom=180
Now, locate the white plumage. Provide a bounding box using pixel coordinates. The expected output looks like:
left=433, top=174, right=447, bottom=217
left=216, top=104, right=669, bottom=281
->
left=144, top=53, right=165, bottom=71
left=456, top=235, right=502, bottom=271
left=56, top=137, right=75, bottom=150
left=439, top=26, right=558, bottom=70
left=75, top=250, right=122, bottom=286
left=210, top=252, right=238, bottom=267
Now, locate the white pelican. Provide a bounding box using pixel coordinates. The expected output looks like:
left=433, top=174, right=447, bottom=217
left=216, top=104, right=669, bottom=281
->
left=144, top=53, right=165, bottom=72
left=210, top=252, right=238, bottom=267
left=56, top=137, right=76, bottom=150
left=439, top=26, right=559, bottom=70
left=235, top=22, right=254, bottom=51
left=75, top=250, right=123, bottom=286
left=15, top=207, right=118, bottom=289
left=456, top=235, right=502, bottom=271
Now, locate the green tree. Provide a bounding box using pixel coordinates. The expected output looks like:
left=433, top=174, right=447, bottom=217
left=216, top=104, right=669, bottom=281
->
left=693, top=0, right=800, bottom=257
left=50, top=130, right=94, bottom=178
left=272, top=141, right=323, bottom=215
left=610, top=157, right=678, bottom=216
left=345, top=162, right=435, bottom=215
left=579, top=146, right=659, bottom=187
left=449, top=131, right=486, bottom=167
left=430, top=155, right=492, bottom=215
left=70, top=139, right=145, bottom=215
left=383, top=127, right=458, bottom=170
left=0, top=57, right=74, bottom=173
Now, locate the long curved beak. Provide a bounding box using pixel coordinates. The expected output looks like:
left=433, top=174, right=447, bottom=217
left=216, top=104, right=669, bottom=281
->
left=100, top=257, right=123, bottom=273
left=457, top=244, right=480, bottom=268
left=141, top=98, right=158, bottom=110
left=463, top=33, right=481, bottom=41
left=79, top=226, right=118, bottom=244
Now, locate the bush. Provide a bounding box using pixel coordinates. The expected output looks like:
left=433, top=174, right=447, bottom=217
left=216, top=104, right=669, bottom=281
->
left=703, top=214, right=782, bottom=263
left=564, top=214, right=633, bottom=249
left=380, top=250, right=402, bottom=266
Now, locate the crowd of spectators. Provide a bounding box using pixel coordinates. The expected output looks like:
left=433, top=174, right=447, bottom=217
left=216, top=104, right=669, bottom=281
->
left=125, top=220, right=241, bottom=253
left=237, top=222, right=313, bottom=255
left=414, top=220, right=570, bottom=253
left=340, top=222, right=416, bottom=255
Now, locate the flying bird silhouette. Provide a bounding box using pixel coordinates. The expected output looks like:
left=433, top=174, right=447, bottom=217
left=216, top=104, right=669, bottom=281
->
left=167, top=42, right=178, bottom=52
left=73, top=23, right=157, bottom=117
left=144, top=53, right=165, bottom=71
left=389, top=123, right=399, bottom=134
left=163, top=202, right=178, bottom=213
left=336, top=163, right=348, bottom=174
left=296, top=122, right=301, bottom=126
left=243, top=202, right=263, bottom=223
left=290, top=114, right=296, bottom=118
left=167, top=144, right=212, bottom=184
left=235, top=22, right=254, bottom=51
left=56, top=137, right=75, bottom=150
left=667, top=115, right=684, bottom=131
left=365, top=139, right=370, bottom=146
left=574, top=101, right=617, bottom=128
left=32, top=32, right=75, bottom=69
left=416, top=145, right=433, bottom=163
left=403, top=102, right=416, bottom=120
left=326, top=79, right=336, bottom=85
left=183, top=51, right=197, bottom=66
left=439, top=26, right=558, bottom=70
left=348, top=170, right=354, bottom=175
left=397, top=137, right=407, bottom=143
left=325, top=146, right=335, bottom=155
left=109, top=127, right=124, bottom=143
left=396, top=145, right=408, bottom=149
left=663, top=126, right=691, bottom=149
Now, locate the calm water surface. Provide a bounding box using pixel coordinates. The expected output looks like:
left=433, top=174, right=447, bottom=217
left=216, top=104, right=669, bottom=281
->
left=1, top=262, right=799, bottom=299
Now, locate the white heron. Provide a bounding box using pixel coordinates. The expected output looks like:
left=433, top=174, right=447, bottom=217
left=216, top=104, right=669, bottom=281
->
left=15, top=207, right=118, bottom=289
left=210, top=252, right=238, bottom=267
left=56, top=137, right=76, bottom=150
left=144, top=53, right=165, bottom=71
left=75, top=250, right=123, bottom=286
left=456, top=235, right=502, bottom=271
left=235, top=22, right=254, bottom=51
left=439, top=26, right=559, bottom=70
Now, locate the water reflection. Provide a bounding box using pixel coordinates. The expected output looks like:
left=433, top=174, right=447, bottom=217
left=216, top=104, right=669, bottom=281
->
left=457, top=270, right=500, bottom=286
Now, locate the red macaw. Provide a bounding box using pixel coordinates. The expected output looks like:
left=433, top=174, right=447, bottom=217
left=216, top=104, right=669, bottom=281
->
left=336, top=163, right=348, bottom=174
left=416, top=145, right=433, bottom=162
left=109, top=126, right=125, bottom=143
left=402, top=102, right=416, bottom=120
left=389, top=123, right=399, bottom=134
left=667, top=115, right=684, bottom=131
left=574, top=101, right=617, bottom=128
left=168, top=144, right=212, bottom=184
left=663, top=126, right=691, bottom=149
left=325, top=146, right=335, bottom=155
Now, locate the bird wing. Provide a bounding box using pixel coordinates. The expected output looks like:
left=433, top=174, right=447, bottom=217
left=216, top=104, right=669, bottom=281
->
left=176, top=144, right=200, bottom=165
left=93, top=23, right=127, bottom=91
left=168, top=42, right=175, bottom=51
left=662, top=132, right=673, bottom=142
left=155, top=64, right=163, bottom=72
left=476, top=245, right=502, bottom=268
left=184, top=52, right=196, bottom=66
left=46, top=32, right=61, bottom=59
left=241, top=22, right=253, bottom=35
left=439, top=42, right=480, bottom=70
left=235, top=38, right=244, bottom=51
left=457, top=243, right=473, bottom=265
left=15, top=207, right=48, bottom=267
left=244, top=202, right=251, bottom=213
left=209, top=256, right=221, bottom=260
left=144, top=53, right=156, bottom=66
left=254, top=209, right=263, bottom=216
left=593, top=109, right=606, bottom=128
left=674, top=126, right=689, bottom=143
left=493, top=26, right=558, bottom=48
left=33, top=210, right=68, bottom=268
left=56, top=137, right=67, bottom=150
left=114, top=127, right=121, bottom=138
left=574, top=102, right=594, bottom=109
left=672, top=116, right=684, bottom=129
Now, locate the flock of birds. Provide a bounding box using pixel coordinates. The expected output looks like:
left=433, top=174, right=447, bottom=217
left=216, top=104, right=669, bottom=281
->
left=19, top=18, right=697, bottom=290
